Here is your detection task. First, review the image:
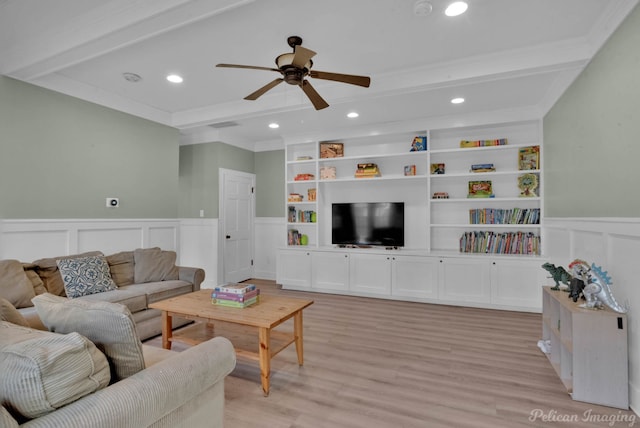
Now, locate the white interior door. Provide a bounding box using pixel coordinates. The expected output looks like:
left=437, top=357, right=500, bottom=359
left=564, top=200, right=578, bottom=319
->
left=219, top=168, right=255, bottom=284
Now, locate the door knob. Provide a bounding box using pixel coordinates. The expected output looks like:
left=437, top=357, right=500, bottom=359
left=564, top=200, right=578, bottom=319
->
left=226, top=235, right=231, bottom=239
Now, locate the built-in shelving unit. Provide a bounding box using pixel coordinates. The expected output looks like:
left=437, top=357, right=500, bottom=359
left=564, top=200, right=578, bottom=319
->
left=542, top=287, right=628, bottom=409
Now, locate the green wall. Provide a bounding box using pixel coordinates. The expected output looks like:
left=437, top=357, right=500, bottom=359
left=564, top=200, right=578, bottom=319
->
left=254, top=150, right=284, bottom=217
left=0, top=76, right=179, bottom=219
left=544, top=4, right=640, bottom=217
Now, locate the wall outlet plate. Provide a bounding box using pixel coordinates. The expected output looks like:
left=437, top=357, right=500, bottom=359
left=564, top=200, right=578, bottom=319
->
left=106, top=197, right=119, bottom=208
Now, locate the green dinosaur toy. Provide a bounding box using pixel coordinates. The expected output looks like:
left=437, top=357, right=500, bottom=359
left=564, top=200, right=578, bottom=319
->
left=541, top=262, right=572, bottom=290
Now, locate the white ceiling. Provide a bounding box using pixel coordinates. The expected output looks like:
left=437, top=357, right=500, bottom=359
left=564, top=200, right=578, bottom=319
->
left=1, top=0, right=637, bottom=150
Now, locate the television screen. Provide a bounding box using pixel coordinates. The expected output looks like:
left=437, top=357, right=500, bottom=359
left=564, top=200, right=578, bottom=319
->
left=332, top=202, right=404, bottom=247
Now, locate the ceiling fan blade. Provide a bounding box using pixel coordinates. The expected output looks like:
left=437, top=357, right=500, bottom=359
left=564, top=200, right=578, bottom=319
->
left=216, top=63, right=280, bottom=73
left=301, top=80, right=329, bottom=110
left=244, top=78, right=284, bottom=100
left=309, top=70, right=371, bottom=88
left=292, top=46, right=316, bottom=68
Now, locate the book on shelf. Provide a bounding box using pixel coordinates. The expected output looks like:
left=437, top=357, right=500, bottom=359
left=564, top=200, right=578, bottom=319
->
left=214, top=283, right=257, bottom=295
left=288, top=193, right=303, bottom=202
left=288, top=229, right=308, bottom=245
left=432, top=192, right=449, bottom=199
left=410, top=136, right=427, bottom=151
left=518, top=145, right=540, bottom=170
left=430, top=163, right=445, bottom=174
left=354, top=163, right=380, bottom=178
left=294, top=173, right=314, bottom=181
left=468, top=208, right=540, bottom=225
left=296, top=155, right=313, bottom=161
left=459, top=231, right=540, bottom=255
left=460, top=138, right=508, bottom=148
left=467, top=180, right=494, bottom=198
left=404, top=165, right=416, bottom=176
left=470, top=163, right=496, bottom=172
left=320, top=166, right=336, bottom=180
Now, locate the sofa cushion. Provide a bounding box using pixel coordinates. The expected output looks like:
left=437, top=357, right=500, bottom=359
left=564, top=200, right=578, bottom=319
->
left=134, top=247, right=179, bottom=283
left=133, top=280, right=194, bottom=304
left=106, top=251, right=135, bottom=286
left=22, top=264, right=47, bottom=295
left=32, top=293, right=145, bottom=383
left=0, top=321, right=110, bottom=420
left=0, top=260, right=35, bottom=309
left=76, top=287, right=148, bottom=314
left=0, top=298, right=29, bottom=327
left=56, top=255, right=117, bottom=298
left=33, top=251, right=103, bottom=297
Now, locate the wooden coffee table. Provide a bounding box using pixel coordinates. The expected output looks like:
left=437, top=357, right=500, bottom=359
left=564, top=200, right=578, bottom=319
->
left=149, top=289, right=313, bottom=396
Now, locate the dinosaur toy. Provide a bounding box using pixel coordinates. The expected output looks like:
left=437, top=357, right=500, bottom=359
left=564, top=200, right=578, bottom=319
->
left=569, top=259, right=627, bottom=313
left=541, top=262, right=571, bottom=290
left=567, top=259, right=586, bottom=302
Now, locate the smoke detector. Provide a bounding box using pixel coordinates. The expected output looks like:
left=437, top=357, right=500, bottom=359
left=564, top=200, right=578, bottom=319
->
left=414, top=0, right=433, bottom=16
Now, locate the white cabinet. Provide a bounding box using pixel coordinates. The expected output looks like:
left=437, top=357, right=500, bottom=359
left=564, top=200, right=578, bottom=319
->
left=491, top=258, right=543, bottom=309
left=311, top=251, right=349, bottom=292
left=276, top=250, right=311, bottom=289
left=542, top=287, right=628, bottom=409
left=349, top=253, right=392, bottom=295
left=438, top=257, right=491, bottom=304
left=391, top=255, right=439, bottom=299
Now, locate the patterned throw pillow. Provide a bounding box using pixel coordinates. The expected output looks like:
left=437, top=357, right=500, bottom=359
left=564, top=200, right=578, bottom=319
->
left=56, top=256, right=117, bottom=298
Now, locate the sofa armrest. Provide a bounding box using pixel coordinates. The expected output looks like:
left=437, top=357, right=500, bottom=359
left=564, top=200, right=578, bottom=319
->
left=179, top=266, right=205, bottom=291
left=23, top=337, right=236, bottom=428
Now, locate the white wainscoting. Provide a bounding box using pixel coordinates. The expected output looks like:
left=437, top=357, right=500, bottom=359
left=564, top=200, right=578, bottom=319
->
left=545, top=217, right=640, bottom=413
left=254, top=217, right=286, bottom=280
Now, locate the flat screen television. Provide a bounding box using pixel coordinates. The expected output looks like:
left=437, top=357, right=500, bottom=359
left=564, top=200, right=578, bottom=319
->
left=332, top=202, right=404, bottom=247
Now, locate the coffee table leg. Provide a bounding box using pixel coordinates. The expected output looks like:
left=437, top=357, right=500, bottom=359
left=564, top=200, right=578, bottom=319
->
left=161, top=311, right=172, bottom=350
left=294, top=311, right=304, bottom=365
left=258, top=327, right=271, bottom=396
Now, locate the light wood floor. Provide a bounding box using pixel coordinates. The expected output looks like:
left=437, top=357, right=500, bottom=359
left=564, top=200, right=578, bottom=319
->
left=144, top=280, right=637, bottom=427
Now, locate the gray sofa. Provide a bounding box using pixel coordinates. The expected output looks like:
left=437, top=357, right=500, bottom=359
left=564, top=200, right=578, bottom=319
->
left=3, top=248, right=205, bottom=340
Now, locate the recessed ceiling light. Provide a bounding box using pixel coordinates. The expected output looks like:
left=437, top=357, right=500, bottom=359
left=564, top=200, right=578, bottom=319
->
left=347, top=112, right=359, bottom=118
left=445, top=1, right=468, bottom=17
left=268, top=123, right=280, bottom=129
left=166, top=74, right=183, bottom=83
left=451, top=97, right=465, bottom=104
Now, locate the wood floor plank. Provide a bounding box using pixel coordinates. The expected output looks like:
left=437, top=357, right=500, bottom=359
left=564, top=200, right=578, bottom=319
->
left=144, top=279, right=637, bottom=427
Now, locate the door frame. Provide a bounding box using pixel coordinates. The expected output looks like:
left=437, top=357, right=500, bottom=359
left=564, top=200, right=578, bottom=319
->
left=218, top=168, right=256, bottom=285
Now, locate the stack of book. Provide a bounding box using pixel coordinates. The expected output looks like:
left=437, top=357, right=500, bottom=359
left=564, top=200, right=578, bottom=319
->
left=211, top=283, right=260, bottom=308
left=354, top=163, right=381, bottom=178
left=470, top=163, right=495, bottom=173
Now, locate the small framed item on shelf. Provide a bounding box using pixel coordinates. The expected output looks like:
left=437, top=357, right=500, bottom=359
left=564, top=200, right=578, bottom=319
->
left=320, top=166, right=336, bottom=180
left=468, top=180, right=494, bottom=198
left=517, top=173, right=539, bottom=197
left=404, top=165, right=416, bottom=176
left=410, top=135, right=427, bottom=151
left=307, top=188, right=316, bottom=201
left=430, top=163, right=445, bottom=174
left=320, top=142, right=344, bottom=158
left=432, top=192, right=449, bottom=199
left=518, top=145, right=540, bottom=170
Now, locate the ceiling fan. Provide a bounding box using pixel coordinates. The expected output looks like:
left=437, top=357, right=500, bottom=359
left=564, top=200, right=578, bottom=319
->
left=216, top=36, right=371, bottom=110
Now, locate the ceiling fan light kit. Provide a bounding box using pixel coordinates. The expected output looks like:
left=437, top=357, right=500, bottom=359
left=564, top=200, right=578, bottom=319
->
left=216, top=36, right=370, bottom=110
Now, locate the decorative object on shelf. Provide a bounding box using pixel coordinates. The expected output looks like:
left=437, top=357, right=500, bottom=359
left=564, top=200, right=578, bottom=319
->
left=569, top=259, right=628, bottom=313
left=320, top=142, right=344, bottom=158
left=470, top=163, right=495, bottom=173
left=354, top=163, right=380, bottom=178
left=467, top=180, right=494, bottom=198
left=307, top=188, right=316, bottom=201
left=404, top=165, right=416, bottom=176
left=296, top=155, right=313, bottom=161
left=518, top=145, right=540, bottom=170
left=517, top=173, right=538, bottom=197
left=459, top=231, right=540, bottom=255
left=320, top=166, right=336, bottom=180
left=432, top=192, right=449, bottom=199
left=541, top=262, right=571, bottom=290
left=294, top=173, right=314, bottom=181
left=287, top=193, right=303, bottom=202
left=430, top=163, right=445, bottom=174
left=410, top=136, right=427, bottom=151
left=459, top=138, right=508, bottom=148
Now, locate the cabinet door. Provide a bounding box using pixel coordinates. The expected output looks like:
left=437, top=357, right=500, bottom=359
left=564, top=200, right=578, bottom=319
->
left=349, top=253, right=392, bottom=295
left=276, top=250, right=311, bottom=289
left=439, top=258, right=491, bottom=304
left=391, top=255, right=438, bottom=299
left=491, top=259, right=543, bottom=310
left=312, top=252, right=349, bottom=292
